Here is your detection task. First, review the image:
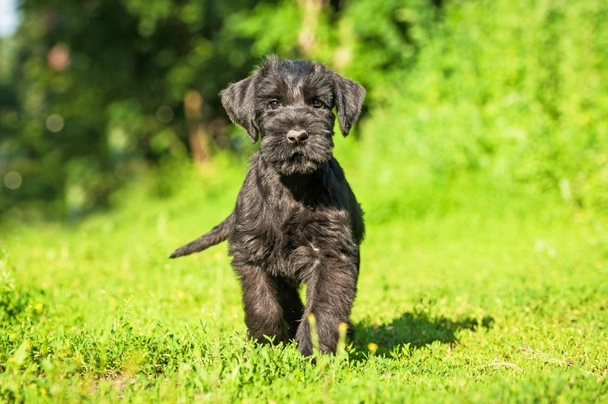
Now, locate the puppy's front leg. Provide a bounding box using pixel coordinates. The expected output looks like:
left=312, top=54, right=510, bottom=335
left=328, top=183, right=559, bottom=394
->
left=296, top=259, right=358, bottom=355
left=236, top=265, right=291, bottom=345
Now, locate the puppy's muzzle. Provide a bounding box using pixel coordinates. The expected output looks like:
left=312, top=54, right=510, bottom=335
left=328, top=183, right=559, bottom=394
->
left=286, top=129, right=309, bottom=145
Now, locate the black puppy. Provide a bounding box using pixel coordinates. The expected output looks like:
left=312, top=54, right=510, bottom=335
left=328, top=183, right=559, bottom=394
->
left=170, top=56, right=366, bottom=355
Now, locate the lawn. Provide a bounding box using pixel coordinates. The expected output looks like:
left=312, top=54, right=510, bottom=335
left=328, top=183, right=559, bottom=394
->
left=1, top=156, right=607, bottom=402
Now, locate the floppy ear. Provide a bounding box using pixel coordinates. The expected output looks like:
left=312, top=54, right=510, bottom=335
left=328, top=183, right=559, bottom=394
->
left=220, top=75, right=259, bottom=143
left=333, top=74, right=366, bottom=136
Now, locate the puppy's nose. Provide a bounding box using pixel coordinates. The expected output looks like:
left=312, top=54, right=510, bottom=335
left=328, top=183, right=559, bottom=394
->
left=286, top=130, right=309, bottom=145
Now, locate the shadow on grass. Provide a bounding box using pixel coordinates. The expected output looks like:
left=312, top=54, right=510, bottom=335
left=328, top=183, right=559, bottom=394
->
left=351, top=311, right=495, bottom=358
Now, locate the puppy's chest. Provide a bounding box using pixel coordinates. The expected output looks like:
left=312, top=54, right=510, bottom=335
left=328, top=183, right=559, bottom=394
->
left=285, top=207, right=352, bottom=277
left=246, top=203, right=351, bottom=279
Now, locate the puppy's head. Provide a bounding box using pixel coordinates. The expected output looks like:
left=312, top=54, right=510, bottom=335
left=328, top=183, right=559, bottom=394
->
left=221, top=55, right=366, bottom=175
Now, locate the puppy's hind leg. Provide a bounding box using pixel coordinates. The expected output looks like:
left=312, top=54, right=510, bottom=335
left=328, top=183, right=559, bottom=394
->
left=275, top=278, right=305, bottom=340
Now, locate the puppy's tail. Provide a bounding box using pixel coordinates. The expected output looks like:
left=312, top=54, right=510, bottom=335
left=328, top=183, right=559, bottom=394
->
left=169, top=213, right=235, bottom=258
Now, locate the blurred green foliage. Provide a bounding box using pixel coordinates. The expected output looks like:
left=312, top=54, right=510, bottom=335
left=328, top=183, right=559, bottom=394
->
left=360, top=0, right=608, bottom=216
left=0, top=0, right=607, bottom=219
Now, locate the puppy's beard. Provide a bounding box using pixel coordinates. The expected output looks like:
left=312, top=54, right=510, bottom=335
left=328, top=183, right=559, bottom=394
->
left=260, top=140, right=333, bottom=176
left=280, top=152, right=325, bottom=175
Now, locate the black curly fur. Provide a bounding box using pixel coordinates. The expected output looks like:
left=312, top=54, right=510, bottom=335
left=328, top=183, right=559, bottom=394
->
left=169, top=56, right=366, bottom=355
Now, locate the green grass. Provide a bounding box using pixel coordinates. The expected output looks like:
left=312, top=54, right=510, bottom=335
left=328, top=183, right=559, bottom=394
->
left=1, top=154, right=607, bottom=402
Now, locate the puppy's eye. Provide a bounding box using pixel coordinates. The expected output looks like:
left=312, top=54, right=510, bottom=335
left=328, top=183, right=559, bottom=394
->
left=311, top=98, right=324, bottom=109
left=268, top=100, right=280, bottom=109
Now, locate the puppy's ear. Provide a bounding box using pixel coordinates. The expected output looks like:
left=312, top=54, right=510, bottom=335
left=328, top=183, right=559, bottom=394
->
left=220, top=75, right=259, bottom=143
left=333, top=74, right=366, bottom=136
